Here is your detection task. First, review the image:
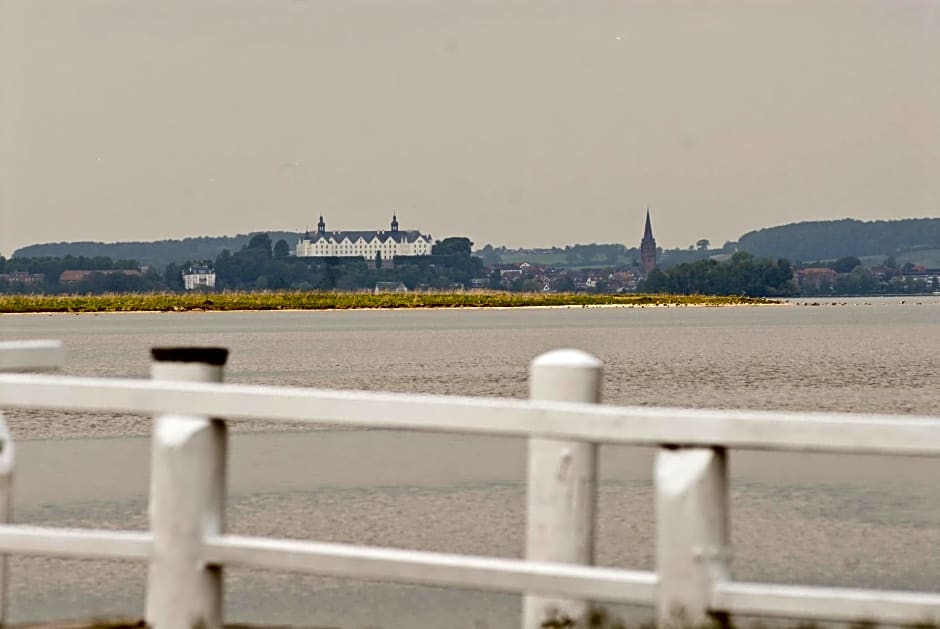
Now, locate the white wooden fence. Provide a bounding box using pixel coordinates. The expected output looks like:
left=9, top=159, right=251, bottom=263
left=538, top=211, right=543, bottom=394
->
left=0, top=339, right=938, bottom=628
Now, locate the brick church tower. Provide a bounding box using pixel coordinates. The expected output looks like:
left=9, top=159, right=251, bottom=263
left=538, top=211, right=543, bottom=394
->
left=640, top=209, right=657, bottom=275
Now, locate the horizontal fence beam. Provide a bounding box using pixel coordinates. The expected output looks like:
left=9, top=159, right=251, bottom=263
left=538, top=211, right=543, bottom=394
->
left=2, top=375, right=940, bottom=455
left=204, top=535, right=658, bottom=605
left=712, top=581, right=940, bottom=624
left=0, top=525, right=151, bottom=561
left=0, top=341, right=64, bottom=373
left=2, top=526, right=940, bottom=626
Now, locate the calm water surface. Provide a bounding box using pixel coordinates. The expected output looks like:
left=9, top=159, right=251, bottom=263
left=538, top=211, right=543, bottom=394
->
left=1, top=299, right=939, bottom=626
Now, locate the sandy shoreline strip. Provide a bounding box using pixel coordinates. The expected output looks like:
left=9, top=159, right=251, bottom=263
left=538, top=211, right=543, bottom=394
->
left=1, top=301, right=787, bottom=316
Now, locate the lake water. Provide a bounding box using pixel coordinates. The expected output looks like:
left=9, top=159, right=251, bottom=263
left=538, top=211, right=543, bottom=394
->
left=1, top=299, right=939, bottom=626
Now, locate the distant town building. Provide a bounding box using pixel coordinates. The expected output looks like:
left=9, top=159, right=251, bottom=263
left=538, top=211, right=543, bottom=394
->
left=182, top=264, right=216, bottom=290
left=296, top=214, right=433, bottom=259
left=60, top=269, right=141, bottom=283
left=797, top=267, right=838, bottom=292
left=0, top=272, right=45, bottom=285
left=640, top=210, right=657, bottom=275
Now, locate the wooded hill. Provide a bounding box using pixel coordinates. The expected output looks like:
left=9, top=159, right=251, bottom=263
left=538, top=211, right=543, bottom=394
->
left=735, top=218, right=940, bottom=263
left=12, top=232, right=301, bottom=269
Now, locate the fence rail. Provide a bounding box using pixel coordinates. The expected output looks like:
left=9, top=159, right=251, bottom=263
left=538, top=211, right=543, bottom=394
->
left=0, top=340, right=64, bottom=373
left=2, top=374, right=940, bottom=455
left=712, top=582, right=940, bottom=625
left=0, top=340, right=938, bottom=628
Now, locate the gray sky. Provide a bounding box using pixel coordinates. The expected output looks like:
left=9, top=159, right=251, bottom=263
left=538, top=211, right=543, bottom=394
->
left=2, top=0, right=938, bottom=256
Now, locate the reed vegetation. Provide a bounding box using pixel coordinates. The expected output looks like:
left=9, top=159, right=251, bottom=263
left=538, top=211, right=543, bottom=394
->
left=0, top=291, right=776, bottom=314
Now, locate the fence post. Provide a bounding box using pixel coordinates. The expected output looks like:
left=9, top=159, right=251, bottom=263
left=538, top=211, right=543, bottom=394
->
left=145, top=347, right=229, bottom=629
left=655, top=447, right=730, bottom=627
left=0, top=414, right=14, bottom=626
left=523, top=349, right=602, bottom=629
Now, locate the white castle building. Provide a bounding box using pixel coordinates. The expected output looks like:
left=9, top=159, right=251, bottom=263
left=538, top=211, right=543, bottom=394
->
left=295, top=214, right=433, bottom=259
left=181, top=264, right=216, bottom=290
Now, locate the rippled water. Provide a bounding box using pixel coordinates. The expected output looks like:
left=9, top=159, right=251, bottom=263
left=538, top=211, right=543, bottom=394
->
left=1, top=298, right=939, bottom=626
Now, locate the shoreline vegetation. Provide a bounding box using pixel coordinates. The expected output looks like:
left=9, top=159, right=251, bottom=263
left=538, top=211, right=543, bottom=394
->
left=11, top=617, right=939, bottom=629
left=0, top=291, right=777, bottom=314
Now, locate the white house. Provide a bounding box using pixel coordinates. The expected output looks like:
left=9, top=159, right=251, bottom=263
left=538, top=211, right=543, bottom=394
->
left=295, top=214, right=433, bottom=260
left=182, top=264, right=216, bottom=290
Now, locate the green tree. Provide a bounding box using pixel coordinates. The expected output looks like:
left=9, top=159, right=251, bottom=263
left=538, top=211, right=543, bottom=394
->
left=638, top=252, right=796, bottom=297
left=273, top=239, right=290, bottom=259
left=432, top=237, right=473, bottom=257
left=477, top=244, right=500, bottom=266
left=550, top=275, right=576, bottom=292
left=696, top=239, right=710, bottom=251
left=642, top=268, right=670, bottom=293
left=164, top=262, right=184, bottom=291
left=831, top=256, right=861, bottom=273
left=247, top=233, right=272, bottom=257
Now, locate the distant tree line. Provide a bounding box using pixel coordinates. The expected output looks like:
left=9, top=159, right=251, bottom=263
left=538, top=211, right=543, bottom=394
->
left=0, top=254, right=165, bottom=294
left=736, top=218, right=940, bottom=262
left=640, top=252, right=797, bottom=297
left=1, top=235, right=485, bottom=294
left=14, top=217, right=939, bottom=274
left=562, top=244, right=634, bottom=266
left=11, top=232, right=300, bottom=269
left=476, top=241, right=733, bottom=271
left=475, top=243, right=640, bottom=268
left=5, top=231, right=938, bottom=297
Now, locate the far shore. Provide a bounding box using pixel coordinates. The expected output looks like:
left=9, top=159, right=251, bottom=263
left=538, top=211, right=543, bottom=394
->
left=0, top=292, right=778, bottom=315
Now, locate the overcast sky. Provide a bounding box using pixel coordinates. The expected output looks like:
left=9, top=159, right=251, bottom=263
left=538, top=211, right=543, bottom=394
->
left=2, top=0, right=937, bottom=255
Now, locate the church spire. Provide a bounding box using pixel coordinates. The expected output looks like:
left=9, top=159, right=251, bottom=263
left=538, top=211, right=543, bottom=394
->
left=643, top=208, right=653, bottom=240
left=390, top=213, right=399, bottom=233
left=317, top=215, right=326, bottom=234
left=640, top=208, right=657, bottom=275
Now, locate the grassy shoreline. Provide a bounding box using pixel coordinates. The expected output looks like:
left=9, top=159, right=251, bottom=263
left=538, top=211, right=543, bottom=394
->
left=0, top=292, right=777, bottom=314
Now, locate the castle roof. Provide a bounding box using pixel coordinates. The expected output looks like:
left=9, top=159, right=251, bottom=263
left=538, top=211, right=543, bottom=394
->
left=303, top=230, right=430, bottom=244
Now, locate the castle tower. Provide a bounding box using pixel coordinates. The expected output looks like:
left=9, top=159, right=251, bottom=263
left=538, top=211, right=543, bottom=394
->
left=317, top=215, right=326, bottom=235
left=640, top=209, right=657, bottom=275
left=390, top=213, right=399, bottom=234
